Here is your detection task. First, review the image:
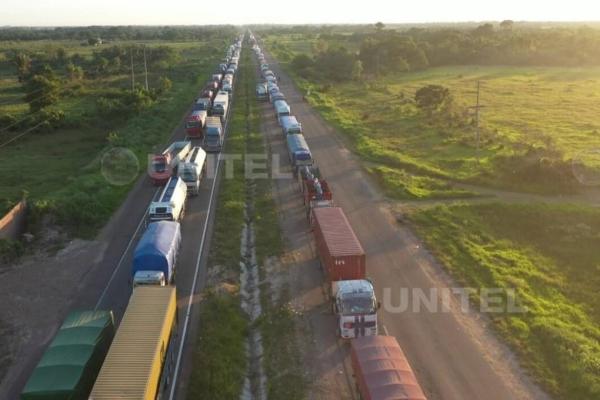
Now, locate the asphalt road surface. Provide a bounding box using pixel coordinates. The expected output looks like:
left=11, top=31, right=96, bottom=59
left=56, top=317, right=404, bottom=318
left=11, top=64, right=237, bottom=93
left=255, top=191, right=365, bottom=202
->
left=4, top=78, right=235, bottom=400
left=260, top=48, right=549, bottom=400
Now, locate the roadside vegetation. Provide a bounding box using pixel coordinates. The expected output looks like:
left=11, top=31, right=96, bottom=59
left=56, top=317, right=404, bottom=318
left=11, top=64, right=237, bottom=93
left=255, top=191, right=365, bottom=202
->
left=258, top=23, right=600, bottom=400
left=187, top=43, right=247, bottom=400
left=0, top=27, right=236, bottom=238
left=409, top=203, right=600, bottom=400
left=260, top=24, right=600, bottom=198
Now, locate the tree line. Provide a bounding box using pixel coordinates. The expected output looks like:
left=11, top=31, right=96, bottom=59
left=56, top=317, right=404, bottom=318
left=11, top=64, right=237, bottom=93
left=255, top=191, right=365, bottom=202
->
left=282, top=22, right=600, bottom=82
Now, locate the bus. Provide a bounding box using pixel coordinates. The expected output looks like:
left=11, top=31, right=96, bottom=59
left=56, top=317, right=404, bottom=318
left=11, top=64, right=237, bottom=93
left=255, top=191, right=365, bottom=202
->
left=88, top=287, right=178, bottom=400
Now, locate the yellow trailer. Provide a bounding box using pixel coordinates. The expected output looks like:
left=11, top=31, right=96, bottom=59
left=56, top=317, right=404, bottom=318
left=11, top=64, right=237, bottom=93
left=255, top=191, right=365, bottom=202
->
left=89, top=286, right=177, bottom=400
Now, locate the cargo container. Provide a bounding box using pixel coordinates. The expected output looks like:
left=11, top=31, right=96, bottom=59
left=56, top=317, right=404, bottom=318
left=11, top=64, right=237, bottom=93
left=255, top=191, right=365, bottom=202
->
left=132, top=221, right=181, bottom=286
left=178, top=146, right=206, bottom=195
left=148, top=176, right=187, bottom=223
left=185, top=109, right=207, bottom=138
left=280, top=115, right=302, bottom=136
left=350, top=336, right=427, bottom=400
left=149, top=141, right=191, bottom=186
left=312, top=207, right=378, bottom=338
left=21, top=311, right=114, bottom=400
left=204, top=116, right=224, bottom=152
left=89, top=287, right=177, bottom=400
left=212, top=91, right=229, bottom=120
left=286, top=134, right=313, bottom=172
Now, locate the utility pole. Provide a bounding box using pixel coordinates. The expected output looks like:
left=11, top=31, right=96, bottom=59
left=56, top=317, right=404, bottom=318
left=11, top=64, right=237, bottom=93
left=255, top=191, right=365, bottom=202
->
left=130, top=49, right=135, bottom=91
left=468, top=81, right=485, bottom=163
left=143, top=46, right=149, bottom=91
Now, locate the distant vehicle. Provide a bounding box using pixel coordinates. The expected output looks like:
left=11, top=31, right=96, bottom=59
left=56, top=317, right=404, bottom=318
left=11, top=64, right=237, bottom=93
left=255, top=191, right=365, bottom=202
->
left=148, top=176, right=187, bottom=223
left=273, top=99, right=291, bottom=123
left=218, top=63, right=228, bottom=73
left=178, top=146, right=207, bottom=195
left=132, top=220, right=181, bottom=286
left=89, top=287, right=178, bottom=400
left=226, top=67, right=236, bottom=75
left=312, top=207, right=379, bottom=339
left=222, top=81, right=233, bottom=94
left=256, top=83, right=268, bottom=100
left=269, top=90, right=285, bottom=104
left=303, top=176, right=333, bottom=221
left=200, top=88, right=214, bottom=100
left=286, top=133, right=313, bottom=172
left=193, top=97, right=212, bottom=113
left=351, top=336, right=427, bottom=400
left=263, top=69, right=275, bottom=79
left=205, top=80, right=219, bottom=92
left=266, top=75, right=277, bottom=84
left=212, top=73, right=223, bottom=83
left=268, top=85, right=280, bottom=95
left=185, top=109, right=207, bottom=138
left=149, top=141, right=192, bottom=185
left=280, top=115, right=302, bottom=135
left=21, top=310, right=115, bottom=400
left=212, top=91, right=229, bottom=120
left=204, top=116, right=224, bottom=152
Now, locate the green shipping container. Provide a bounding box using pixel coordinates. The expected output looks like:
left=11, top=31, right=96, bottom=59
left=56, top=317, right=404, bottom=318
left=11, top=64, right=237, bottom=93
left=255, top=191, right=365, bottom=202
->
left=21, top=310, right=115, bottom=400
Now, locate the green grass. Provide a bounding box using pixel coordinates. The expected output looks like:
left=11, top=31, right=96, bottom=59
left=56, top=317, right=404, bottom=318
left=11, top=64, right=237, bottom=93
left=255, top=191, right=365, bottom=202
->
left=243, top=49, right=306, bottom=398
left=187, top=43, right=249, bottom=400
left=0, top=40, right=225, bottom=237
left=264, top=35, right=600, bottom=197
left=186, top=291, right=248, bottom=400
left=409, top=203, right=600, bottom=400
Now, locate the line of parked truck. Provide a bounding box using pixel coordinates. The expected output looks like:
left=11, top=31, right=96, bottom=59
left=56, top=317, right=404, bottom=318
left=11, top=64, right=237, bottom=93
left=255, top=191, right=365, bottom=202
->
left=21, top=35, right=245, bottom=400
left=251, top=33, right=428, bottom=400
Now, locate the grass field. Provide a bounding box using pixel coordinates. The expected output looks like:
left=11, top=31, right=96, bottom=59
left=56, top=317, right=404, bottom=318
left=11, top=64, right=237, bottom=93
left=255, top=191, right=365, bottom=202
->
left=410, top=203, right=600, bottom=400
left=263, top=33, right=600, bottom=400
left=0, top=39, right=227, bottom=233
left=264, top=35, right=600, bottom=198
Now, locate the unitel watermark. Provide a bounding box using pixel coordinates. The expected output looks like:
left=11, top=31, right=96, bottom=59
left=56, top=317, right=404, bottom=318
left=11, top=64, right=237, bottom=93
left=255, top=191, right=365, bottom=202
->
left=382, top=287, right=526, bottom=314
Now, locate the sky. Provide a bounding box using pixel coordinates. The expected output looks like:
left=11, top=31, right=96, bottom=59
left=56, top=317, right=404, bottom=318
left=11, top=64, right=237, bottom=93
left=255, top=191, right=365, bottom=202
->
left=2, top=0, right=600, bottom=26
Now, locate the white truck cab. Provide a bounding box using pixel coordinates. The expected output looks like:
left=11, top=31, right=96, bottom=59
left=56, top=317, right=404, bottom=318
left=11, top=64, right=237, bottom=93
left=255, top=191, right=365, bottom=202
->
left=332, top=279, right=379, bottom=339
left=133, top=271, right=166, bottom=287
left=148, top=177, right=188, bottom=222
left=178, top=146, right=206, bottom=195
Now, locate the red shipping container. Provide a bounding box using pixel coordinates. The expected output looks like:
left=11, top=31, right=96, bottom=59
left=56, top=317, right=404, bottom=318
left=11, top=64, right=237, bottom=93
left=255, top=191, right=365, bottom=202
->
left=351, top=335, right=427, bottom=400
left=312, top=207, right=365, bottom=283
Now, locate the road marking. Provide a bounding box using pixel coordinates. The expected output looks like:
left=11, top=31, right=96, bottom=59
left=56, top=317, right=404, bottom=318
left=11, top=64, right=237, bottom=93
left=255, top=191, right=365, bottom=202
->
left=382, top=324, right=390, bottom=336
left=168, top=85, right=235, bottom=400
left=94, top=187, right=160, bottom=310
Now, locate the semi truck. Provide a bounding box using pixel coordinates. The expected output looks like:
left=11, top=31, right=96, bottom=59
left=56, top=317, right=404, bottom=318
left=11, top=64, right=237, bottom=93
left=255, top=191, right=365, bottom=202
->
left=148, top=176, right=187, bottom=223
left=350, top=335, right=428, bottom=400
left=303, top=176, right=333, bottom=222
left=89, top=287, right=177, bottom=400
left=178, top=146, right=207, bottom=195
left=286, top=133, right=313, bottom=174
left=274, top=99, right=290, bottom=124
left=132, top=220, right=181, bottom=286
left=193, top=97, right=212, bottom=113
left=204, top=116, right=224, bottom=152
left=312, top=207, right=379, bottom=339
left=256, top=82, right=268, bottom=101
left=21, top=311, right=115, bottom=400
left=185, top=109, right=207, bottom=138
left=212, top=91, right=229, bottom=120
left=280, top=115, right=302, bottom=136
left=149, top=141, right=191, bottom=186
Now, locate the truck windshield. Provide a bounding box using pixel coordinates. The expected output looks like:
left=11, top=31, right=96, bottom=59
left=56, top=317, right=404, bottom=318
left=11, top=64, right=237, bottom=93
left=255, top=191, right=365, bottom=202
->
left=181, top=169, right=196, bottom=182
left=340, top=296, right=375, bottom=315
left=153, top=160, right=167, bottom=173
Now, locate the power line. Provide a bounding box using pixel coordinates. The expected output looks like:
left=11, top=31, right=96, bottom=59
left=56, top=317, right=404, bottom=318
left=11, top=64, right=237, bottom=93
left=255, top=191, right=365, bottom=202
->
left=0, top=121, right=46, bottom=149
left=468, top=80, right=486, bottom=163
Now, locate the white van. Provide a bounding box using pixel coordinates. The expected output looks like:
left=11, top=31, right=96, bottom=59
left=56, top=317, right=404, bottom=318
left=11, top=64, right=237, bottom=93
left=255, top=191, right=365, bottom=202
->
left=148, top=177, right=188, bottom=222
left=178, top=146, right=207, bottom=195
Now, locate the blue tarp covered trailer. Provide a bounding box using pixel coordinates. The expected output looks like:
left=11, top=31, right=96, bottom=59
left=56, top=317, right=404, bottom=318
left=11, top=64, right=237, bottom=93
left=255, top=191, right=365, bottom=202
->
left=132, top=221, right=181, bottom=285
left=286, top=134, right=313, bottom=169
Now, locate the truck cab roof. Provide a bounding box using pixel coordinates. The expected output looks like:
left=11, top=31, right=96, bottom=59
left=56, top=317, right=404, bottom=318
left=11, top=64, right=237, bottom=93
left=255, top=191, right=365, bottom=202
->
left=333, top=279, right=374, bottom=297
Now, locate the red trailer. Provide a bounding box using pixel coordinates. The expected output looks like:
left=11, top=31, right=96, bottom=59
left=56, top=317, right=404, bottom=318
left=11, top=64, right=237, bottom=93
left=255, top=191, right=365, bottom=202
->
left=185, top=110, right=207, bottom=138
left=312, top=207, right=365, bottom=283
left=351, top=335, right=427, bottom=400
